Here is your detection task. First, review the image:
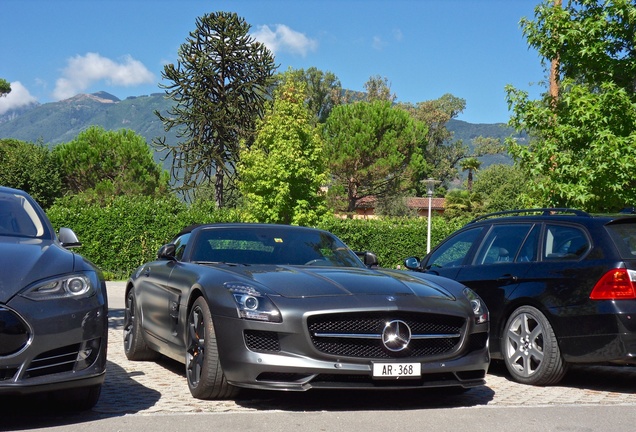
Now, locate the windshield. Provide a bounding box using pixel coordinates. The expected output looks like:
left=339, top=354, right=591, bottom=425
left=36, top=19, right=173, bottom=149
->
left=0, top=191, right=47, bottom=238
left=190, top=226, right=365, bottom=268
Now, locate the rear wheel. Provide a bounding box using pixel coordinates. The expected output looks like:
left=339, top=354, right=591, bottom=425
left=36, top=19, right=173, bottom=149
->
left=503, top=305, right=568, bottom=385
left=123, top=288, right=159, bottom=361
left=186, top=297, right=239, bottom=399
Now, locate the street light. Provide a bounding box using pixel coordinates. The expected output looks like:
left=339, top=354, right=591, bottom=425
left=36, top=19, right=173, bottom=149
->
left=425, top=178, right=440, bottom=254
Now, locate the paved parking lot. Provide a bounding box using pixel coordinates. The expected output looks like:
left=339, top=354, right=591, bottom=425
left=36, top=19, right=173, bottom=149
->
left=95, top=282, right=636, bottom=415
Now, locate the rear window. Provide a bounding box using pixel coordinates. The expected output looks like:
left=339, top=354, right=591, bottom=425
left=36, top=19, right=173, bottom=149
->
left=606, top=222, right=636, bottom=259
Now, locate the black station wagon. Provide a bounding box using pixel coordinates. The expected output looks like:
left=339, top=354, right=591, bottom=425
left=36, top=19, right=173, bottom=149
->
left=405, top=208, right=636, bottom=385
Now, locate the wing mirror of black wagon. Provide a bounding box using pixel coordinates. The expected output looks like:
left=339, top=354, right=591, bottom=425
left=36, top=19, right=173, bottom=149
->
left=404, top=256, right=421, bottom=271
left=158, top=243, right=177, bottom=260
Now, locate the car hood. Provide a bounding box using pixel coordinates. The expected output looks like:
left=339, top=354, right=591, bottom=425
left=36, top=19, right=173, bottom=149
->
left=0, top=236, right=75, bottom=303
left=224, top=265, right=456, bottom=300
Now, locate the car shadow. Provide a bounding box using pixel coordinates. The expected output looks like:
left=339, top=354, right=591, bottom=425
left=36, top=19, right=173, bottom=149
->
left=0, top=359, right=162, bottom=431
left=487, top=360, right=636, bottom=393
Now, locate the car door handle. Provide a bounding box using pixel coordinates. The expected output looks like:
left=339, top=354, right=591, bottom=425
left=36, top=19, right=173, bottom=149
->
left=497, top=274, right=518, bottom=284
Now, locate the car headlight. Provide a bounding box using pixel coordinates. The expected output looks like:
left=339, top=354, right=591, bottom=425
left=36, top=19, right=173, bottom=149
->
left=21, top=273, right=95, bottom=301
left=463, top=287, right=489, bottom=324
left=225, top=282, right=282, bottom=323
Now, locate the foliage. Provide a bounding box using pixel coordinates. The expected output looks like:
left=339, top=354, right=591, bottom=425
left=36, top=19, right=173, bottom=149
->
left=52, top=126, right=169, bottom=203
left=472, top=164, right=536, bottom=212
left=443, top=189, right=484, bottom=219
left=238, top=76, right=329, bottom=225
left=323, top=100, right=425, bottom=212
left=398, top=94, right=469, bottom=193
left=507, top=80, right=636, bottom=211
left=276, top=67, right=343, bottom=123
left=318, top=216, right=467, bottom=268
left=47, top=195, right=244, bottom=279
left=363, top=75, right=397, bottom=102
left=154, top=11, right=276, bottom=207
left=0, top=139, right=61, bottom=208
left=374, top=193, right=419, bottom=218
left=522, top=0, right=636, bottom=96
left=459, top=157, right=481, bottom=191
left=0, top=78, right=10, bottom=97
left=46, top=193, right=468, bottom=278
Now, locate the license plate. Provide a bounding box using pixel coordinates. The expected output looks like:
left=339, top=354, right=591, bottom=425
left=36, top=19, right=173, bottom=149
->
left=372, top=362, right=421, bottom=378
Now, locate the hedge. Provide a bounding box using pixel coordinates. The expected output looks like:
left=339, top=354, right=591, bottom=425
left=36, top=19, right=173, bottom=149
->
left=47, top=196, right=469, bottom=280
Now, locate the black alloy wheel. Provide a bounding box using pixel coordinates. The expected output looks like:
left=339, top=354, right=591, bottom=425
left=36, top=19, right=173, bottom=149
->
left=185, top=297, right=238, bottom=399
left=123, top=288, right=159, bottom=361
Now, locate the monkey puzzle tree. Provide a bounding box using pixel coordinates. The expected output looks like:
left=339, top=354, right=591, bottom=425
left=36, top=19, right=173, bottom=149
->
left=154, top=12, right=276, bottom=207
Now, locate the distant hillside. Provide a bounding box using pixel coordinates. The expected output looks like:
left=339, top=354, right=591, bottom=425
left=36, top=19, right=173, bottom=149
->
left=0, top=91, right=523, bottom=169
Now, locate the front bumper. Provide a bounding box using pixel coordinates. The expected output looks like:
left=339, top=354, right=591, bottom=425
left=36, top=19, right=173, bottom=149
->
left=213, top=312, right=490, bottom=392
left=0, top=293, right=108, bottom=395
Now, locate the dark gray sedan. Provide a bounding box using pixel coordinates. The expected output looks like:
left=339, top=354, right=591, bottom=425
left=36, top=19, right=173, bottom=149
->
left=124, top=223, right=489, bottom=399
left=0, top=186, right=107, bottom=410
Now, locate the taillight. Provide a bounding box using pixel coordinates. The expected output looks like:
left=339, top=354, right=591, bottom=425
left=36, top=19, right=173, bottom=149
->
left=590, top=268, right=636, bottom=300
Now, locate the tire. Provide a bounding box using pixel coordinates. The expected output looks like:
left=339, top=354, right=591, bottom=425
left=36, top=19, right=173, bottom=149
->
left=123, top=288, right=160, bottom=361
left=186, top=297, right=239, bottom=400
left=503, top=305, right=568, bottom=385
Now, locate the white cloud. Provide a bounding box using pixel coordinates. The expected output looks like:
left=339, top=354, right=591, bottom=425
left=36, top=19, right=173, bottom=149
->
left=0, top=82, right=38, bottom=115
left=53, top=52, right=155, bottom=100
left=253, top=24, right=318, bottom=57
left=372, top=36, right=387, bottom=50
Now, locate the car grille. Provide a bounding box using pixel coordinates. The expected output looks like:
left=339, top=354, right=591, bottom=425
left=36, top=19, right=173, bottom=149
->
left=24, top=344, right=81, bottom=378
left=308, top=312, right=465, bottom=359
left=0, top=307, right=31, bottom=356
left=244, top=330, right=281, bottom=353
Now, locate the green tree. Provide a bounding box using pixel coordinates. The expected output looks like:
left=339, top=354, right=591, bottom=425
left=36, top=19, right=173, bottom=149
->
left=238, top=76, right=328, bottom=225
left=522, top=0, right=636, bottom=97
left=363, top=75, right=396, bottom=102
left=0, top=78, right=10, bottom=97
left=398, top=94, right=469, bottom=193
left=443, top=189, right=484, bottom=219
left=459, top=157, right=482, bottom=191
left=276, top=67, right=343, bottom=123
left=323, top=101, right=425, bottom=213
left=0, top=139, right=61, bottom=208
left=508, top=80, right=636, bottom=211
left=53, top=126, right=169, bottom=202
left=472, top=164, right=535, bottom=212
left=507, top=0, right=636, bottom=211
left=154, top=12, right=276, bottom=207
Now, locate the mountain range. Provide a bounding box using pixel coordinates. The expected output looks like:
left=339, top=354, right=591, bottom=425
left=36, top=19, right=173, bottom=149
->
left=0, top=91, right=519, bottom=168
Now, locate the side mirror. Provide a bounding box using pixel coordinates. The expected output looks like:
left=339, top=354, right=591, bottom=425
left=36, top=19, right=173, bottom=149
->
left=58, top=227, right=82, bottom=249
left=158, top=244, right=177, bottom=261
left=404, top=256, right=421, bottom=271
left=355, top=251, right=379, bottom=268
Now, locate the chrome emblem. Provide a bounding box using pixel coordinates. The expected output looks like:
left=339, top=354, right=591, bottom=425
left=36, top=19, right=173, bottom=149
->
left=382, top=320, right=411, bottom=352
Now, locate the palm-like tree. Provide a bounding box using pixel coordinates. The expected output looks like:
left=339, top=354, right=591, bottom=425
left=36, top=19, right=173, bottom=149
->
left=460, top=157, right=482, bottom=191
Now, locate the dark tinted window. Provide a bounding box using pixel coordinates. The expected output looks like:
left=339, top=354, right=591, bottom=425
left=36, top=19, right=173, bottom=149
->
left=173, top=233, right=190, bottom=261
left=475, top=224, right=534, bottom=264
left=606, top=221, right=636, bottom=259
left=426, top=227, right=483, bottom=269
left=543, top=224, right=589, bottom=261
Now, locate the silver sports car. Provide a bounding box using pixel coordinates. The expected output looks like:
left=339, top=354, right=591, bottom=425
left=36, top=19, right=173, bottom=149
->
left=0, top=186, right=107, bottom=410
left=124, top=223, right=489, bottom=399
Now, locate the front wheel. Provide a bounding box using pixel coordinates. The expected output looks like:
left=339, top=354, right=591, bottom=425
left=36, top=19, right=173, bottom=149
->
left=123, top=288, right=159, bottom=361
left=503, top=305, right=568, bottom=385
left=186, top=297, right=239, bottom=399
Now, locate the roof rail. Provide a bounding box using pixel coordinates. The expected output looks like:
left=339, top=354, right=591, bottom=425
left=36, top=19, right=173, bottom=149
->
left=469, top=208, right=591, bottom=224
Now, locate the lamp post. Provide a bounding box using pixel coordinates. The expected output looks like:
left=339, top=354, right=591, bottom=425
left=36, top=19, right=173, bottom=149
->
left=425, top=178, right=439, bottom=254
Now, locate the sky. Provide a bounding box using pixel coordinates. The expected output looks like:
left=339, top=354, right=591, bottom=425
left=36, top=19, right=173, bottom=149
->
left=1, top=0, right=547, bottom=124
